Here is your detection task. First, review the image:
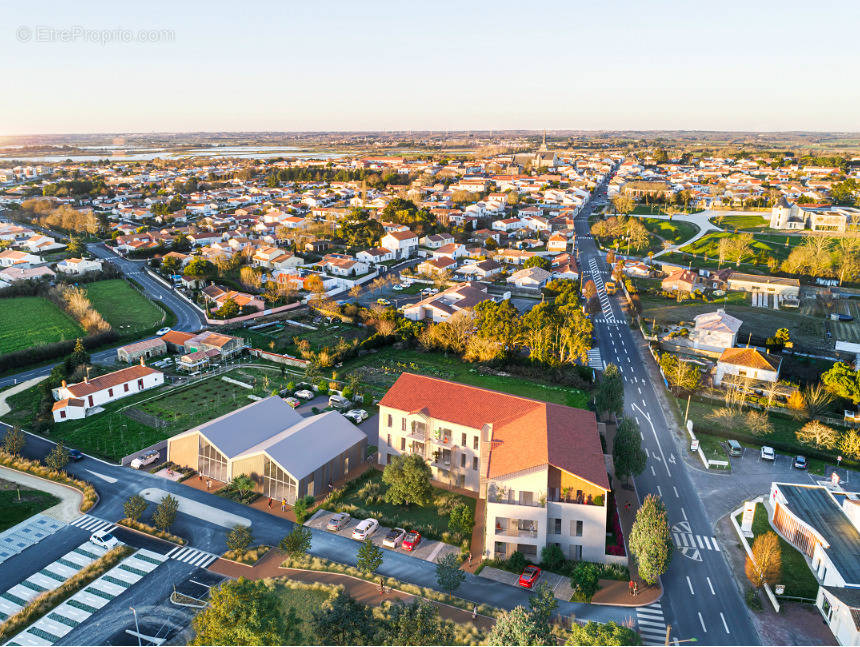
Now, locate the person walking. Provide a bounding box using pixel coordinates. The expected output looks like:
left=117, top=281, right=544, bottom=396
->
left=281, top=497, right=286, bottom=512
left=628, top=579, right=635, bottom=596
left=472, top=605, right=477, bottom=620
left=267, top=497, right=272, bottom=509
left=206, top=479, right=212, bottom=490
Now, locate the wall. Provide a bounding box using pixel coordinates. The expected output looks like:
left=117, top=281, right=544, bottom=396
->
left=167, top=432, right=199, bottom=472
left=230, top=453, right=266, bottom=489
left=247, top=348, right=309, bottom=368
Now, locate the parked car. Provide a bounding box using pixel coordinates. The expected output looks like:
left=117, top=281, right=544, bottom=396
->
left=90, top=529, right=120, bottom=550
left=518, top=565, right=542, bottom=588
left=130, top=450, right=160, bottom=470
left=326, top=512, right=351, bottom=532
left=382, top=527, right=406, bottom=548
left=68, top=449, right=84, bottom=461
left=352, top=518, right=379, bottom=540
left=761, top=446, right=775, bottom=461
left=376, top=298, right=391, bottom=306
left=726, top=439, right=743, bottom=457
left=343, top=409, right=368, bottom=424
left=328, top=394, right=350, bottom=410
left=402, top=530, right=421, bottom=551
left=793, top=455, right=808, bottom=469
left=156, top=327, right=171, bottom=336
left=392, top=284, right=404, bottom=291
left=294, top=389, right=315, bottom=400
left=284, top=397, right=301, bottom=408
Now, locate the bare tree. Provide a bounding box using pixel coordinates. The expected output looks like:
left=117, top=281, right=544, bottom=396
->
left=796, top=420, right=839, bottom=450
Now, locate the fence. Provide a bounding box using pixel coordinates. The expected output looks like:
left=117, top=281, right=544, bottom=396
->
left=686, top=420, right=729, bottom=469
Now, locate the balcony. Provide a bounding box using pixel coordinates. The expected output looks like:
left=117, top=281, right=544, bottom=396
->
left=487, top=484, right=545, bottom=508
left=428, top=429, right=453, bottom=446
left=547, top=491, right=605, bottom=507
left=493, top=517, right=538, bottom=538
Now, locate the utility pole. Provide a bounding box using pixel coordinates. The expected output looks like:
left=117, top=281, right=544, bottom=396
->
left=684, top=394, right=691, bottom=425
left=664, top=624, right=672, bottom=645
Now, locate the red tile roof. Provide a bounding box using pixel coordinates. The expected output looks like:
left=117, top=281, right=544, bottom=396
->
left=65, top=365, right=161, bottom=398
left=379, top=373, right=608, bottom=489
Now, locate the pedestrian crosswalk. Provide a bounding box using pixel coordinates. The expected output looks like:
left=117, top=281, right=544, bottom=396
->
left=165, top=545, right=218, bottom=568
left=636, top=602, right=667, bottom=645
left=593, top=317, right=625, bottom=325
left=69, top=514, right=116, bottom=534
left=587, top=348, right=604, bottom=370
left=672, top=532, right=721, bottom=552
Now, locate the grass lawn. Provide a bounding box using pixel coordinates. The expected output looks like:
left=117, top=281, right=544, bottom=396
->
left=0, top=296, right=83, bottom=355
left=678, top=231, right=800, bottom=263
left=0, top=486, right=61, bottom=532
left=274, top=582, right=333, bottom=645
left=711, top=214, right=770, bottom=230
left=328, top=469, right=476, bottom=545
left=639, top=218, right=700, bottom=245
left=736, top=503, right=819, bottom=599
left=242, top=322, right=370, bottom=355
left=84, top=279, right=164, bottom=337
left=340, top=347, right=590, bottom=409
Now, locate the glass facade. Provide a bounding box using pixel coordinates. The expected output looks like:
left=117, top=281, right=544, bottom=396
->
left=262, top=456, right=297, bottom=504
left=198, top=437, right=228, bottom=482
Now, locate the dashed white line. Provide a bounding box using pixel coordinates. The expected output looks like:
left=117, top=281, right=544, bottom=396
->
left=673, top=486, right=679, bottom=498
left=707, top=577, right=715, bottom=595
left=651, top=465, right=656, bottom=476
left=686, top=576, right=695, bottom=595
left=681, top=507, right=688, bottom=521
left=637, top=386, right=642, bottom=394
left=657, top=485, right=663, bottom=498
left=720, top=612, right=730, bottom=633
left=698, top=612, right=707, bottom=632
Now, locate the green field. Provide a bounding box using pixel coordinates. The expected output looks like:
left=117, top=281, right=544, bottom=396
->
left=710, top=214, right=770, bottom=230
left=0, top=296, right=84, bottom=355
left=639, top=218, right=700, bottom=245
left=678, top=231, right=801, bottom=263
left=274, top=582, right=334, bottom=645
left=243, top=322, right=370, bottom=355
left=736, top=503, right=819, bottom=599
left=340, top=347, right=590, bottom=409
left=0, top=486, right=61, bottom=532
left=85, top=280, right=164, bottom=337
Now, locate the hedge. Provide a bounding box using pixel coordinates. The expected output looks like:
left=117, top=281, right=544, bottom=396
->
left=117, top=518, right=186, bottom=545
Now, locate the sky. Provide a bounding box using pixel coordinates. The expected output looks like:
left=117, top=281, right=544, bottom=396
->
left=2, top=0, right=859, bottom=135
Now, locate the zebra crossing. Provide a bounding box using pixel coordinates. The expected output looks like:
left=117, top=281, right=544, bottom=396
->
left=587, top=348, right=604, bottom=370
left=593, top=316, right=625, bottom=325
left=69, top=514, right=116, bottom=534
left=165, top=545, right=218, bottom=568
left=636, top=602, right=668, bottom=645
left=588, top=258, right=615, bottom=320
left=673, top=531, right=721, bottom=552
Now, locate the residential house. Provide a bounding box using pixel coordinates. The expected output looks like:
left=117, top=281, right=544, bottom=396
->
left=420, top=233, right=455, bottom=249
left=456, top=259, right=503, bottom=281
left=402, top=282, right=493, bottom=323
left=183, top=330, right=245, bottom=359
left=22, top=234, right=63, bottom=253
left=417, top=256, right=457, bottom=276
left=0, top=249, right=40, bottom=267
left=55, top=257, right=103, bottom=275
left=714, top=347, right=781, bottom=385
left=661, top=269, right=701, bottom=293
left=0, top=266, right=55, bottom=283
left=432, top=243, right=467, bottom=260
left=507, top=266, right=551, bottom=289
left=623, top=261, right=653, bottom=278
left=317, top=253, right=369, bottom=277
left=690, top=309, right=742, bottom=353
left=116, top=338, right=167, bottom=363
left=377, top=374, right=610, bottom=562
left=727, top=273, right=801, bottom=298
left=547, top=233, right=569, bottom=254
left=356, top=246, right=396, bottom=265
left=381, top=229, right=418, bottom=259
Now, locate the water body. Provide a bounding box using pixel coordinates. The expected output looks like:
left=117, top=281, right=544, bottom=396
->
left=0, top=145, right=346, bottom=162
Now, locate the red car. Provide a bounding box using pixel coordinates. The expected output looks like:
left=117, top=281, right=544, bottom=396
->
left=518, top=565, right=542, bottom=588
left=402, top=531, right=422, bottom=551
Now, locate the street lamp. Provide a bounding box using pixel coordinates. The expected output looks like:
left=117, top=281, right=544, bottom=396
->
left=664, top=625, right=698, bottom=645
left=129, top=607, right=141, bottom=647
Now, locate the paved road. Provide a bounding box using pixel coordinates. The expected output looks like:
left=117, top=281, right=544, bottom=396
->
left=576, top=173, right=760, bottom=645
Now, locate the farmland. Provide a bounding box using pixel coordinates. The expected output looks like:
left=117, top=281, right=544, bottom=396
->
left=0, top=296, right=84, bottom=355
left=84, top=279, right=165, bottom=337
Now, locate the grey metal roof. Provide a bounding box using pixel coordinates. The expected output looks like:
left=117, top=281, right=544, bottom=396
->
left=237, top=410, right=365, bottom=480
left=195, top=396, right=302, bottom=458
left=778, top=484, right=860, bottom=586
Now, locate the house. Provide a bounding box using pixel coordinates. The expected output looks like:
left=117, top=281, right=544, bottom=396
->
left=55, top=257, right=103, bottom=275
left=116, top=337, right=167, bottom=363
left=690, top=309, right=742, bottom=353
left=183, top=330, right=245, bottom=359
left=402, top=282, right=493, bottom=323
left=0, top=249, right=40, bottom=267
left=818, top=587, right=860, bottom=647
left=356, top=246, right=395, bottom=265
left=22, top=234, right=63, bottom=253
left=420, top=233, right=455, bottom=249
left=317, top=253, right=369, bottom=277
left=0, top=266, right=55, bottom=283
left=160, top=330, right=196, bottom=353
left=714, top=347, right=781, bottom=385
left=727, top=272, right=801, bottom=298
left=417, top=256, right=457, bottom=276
left=167, top=396, right=366, bottom=501
left=770, top=197, right=807, bottom=230
left=547, top=233, right=569, bottom=254
left=377, top=374, right=610, bottom=563
left=507, top=266, right=551, bottom=289
left=456, top=259, right=503, bottom=281
left=661, top=269, right=701, bottom=293
left=202, top=285, right=264, bottom=312
left=380, top=229, right=418, bottom=259
left=52, top=360, right=164, bottom=422
left=432, top=243, right=467, bottom=260
left=623, top=261, right=652, bottom=278
left=177, top=348, right=221, bottom=374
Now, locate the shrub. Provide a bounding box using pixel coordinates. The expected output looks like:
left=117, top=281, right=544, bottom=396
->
left=293, top=495, right=316, bottom=524
left=226, top=525, right=253, bottom=557
left=117, top=518, right=185, bottom=545
left=540, top=544, right=565, bottom=572
left=507, top=551, right=526, bottom=573
left=570, top=562, right=600, bottom=601
left=0, top=450, right=97, bottom=511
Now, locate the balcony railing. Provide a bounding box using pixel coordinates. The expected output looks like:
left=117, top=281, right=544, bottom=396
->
left=547, top=492, right=605, bottom=507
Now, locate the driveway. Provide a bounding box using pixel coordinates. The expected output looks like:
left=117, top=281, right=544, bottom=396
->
left=306, top=510, right=459, bottom=565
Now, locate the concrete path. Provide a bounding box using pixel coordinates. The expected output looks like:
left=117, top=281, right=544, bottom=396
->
left=0, top=465, right=82, bottom=522
left=0, top=376, right=48, bottom=417
left=139, top=486, right=250, bottom=528
left=629, top=210, right=723, bottom=258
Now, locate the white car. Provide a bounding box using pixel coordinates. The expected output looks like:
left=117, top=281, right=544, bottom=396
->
left=156, top=327, right=171, bottom=336
left=761, top=446, right=775, bottom=461
left=294, top=389, right=315, bottom=400
left=382, top=527, right=406, bottom=548
left=392, top=284, right=404, bottom=291
left=130, top=450, right=160, bottom=470
left=90, top=529, right=120, bottom=550
left=351, top=518, right=379, bottom=540
left=344, top=409, right=368, bottom=424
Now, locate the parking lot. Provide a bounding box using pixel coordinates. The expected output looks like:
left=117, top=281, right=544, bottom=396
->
left=306, top=509, right=460, bottom=564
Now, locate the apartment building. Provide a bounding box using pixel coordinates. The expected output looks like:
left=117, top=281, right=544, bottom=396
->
left=377, top=373, right=610, bottom=563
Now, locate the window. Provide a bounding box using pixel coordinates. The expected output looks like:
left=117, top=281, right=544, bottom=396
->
left=87, top=395, right=93, bottom=407
left=401, top=418, right=406, bottom=431
left=60, top=410, right=66, bottom=419
left=570, top=520, right=583, bottom=537
left=473, top=436, right=479, bottom=450
left=520, top=491, right=533, bottom=506
left=473, top=457, right=478, bottom=470
left=108, top=388, right=113, bottom=397
left=124, top=383, right=129, bottom=392
left=551, top=518, right=561, bottom=535
left=198, top=437, right=228, bottom=483
left=400, top=437, right=405, bottom=451
left=307, top=480, right=314, bottom=498
left=137, top=379, right=143, bottom=389
left=461, top=433, right=467, bottom=446
left=387, top=414, right=392, bottom=427
left=821, top=595, right=833, bottom=621
left=460, top=454, right=466, bottom=468
left=570, top=544, right=582, bottom=560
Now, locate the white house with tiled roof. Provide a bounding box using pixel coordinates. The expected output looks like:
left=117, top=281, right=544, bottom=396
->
left=380, top=229, right=418, bottom=258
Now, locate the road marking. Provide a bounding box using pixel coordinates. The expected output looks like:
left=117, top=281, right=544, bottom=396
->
left=686, top=576, right=695, bottom=595
left=657, top=485, right=662, bottom=498
left=696, top=535, right=704, bottom=549
left=720, top=612, right=730, bottom=633
left=85, top=470, right=118, bottom=484
left=707, top=577, right=715, bottom=595
left=681, top=507, right=688, bottom=521
left=637, top=386, right=642, bottom=394
left=673, top=486, right=679, bottom=498
left=651, top=465, right=656, bottom=476
left=632, top=402, right=671, bottom=477
left=698, top=611, right=707, bottom=632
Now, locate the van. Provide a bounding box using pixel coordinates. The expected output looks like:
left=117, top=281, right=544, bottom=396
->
left=328, top=394, right=350, bottom=410
left=726, top=440, right=743, bottom=457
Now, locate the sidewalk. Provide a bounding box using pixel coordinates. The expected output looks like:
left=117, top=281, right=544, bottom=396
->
left=209, top=548, right=495, bottom=631
left=0, top=465, right=83, bottom=522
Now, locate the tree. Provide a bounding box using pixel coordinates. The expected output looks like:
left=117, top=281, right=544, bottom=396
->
left=487, top=606, right=543, bottom=646
left=745, top=531, right=781, bottom=589
left=184, top=257, right=215, bottom=278
left=2, top=425, right=25, bottom=456
left=528, top=581, right=558, bottom=644
left=613, top=418, right=647, bottom=482
left=279, top=525, right=312, bottom=557
left=566, top=621, right=640, bottom=646
left=570, top=561, right=600, bottom=600
left=473, top=298, right=521, bottom=351
left=382, top=454, right=432, bottom=507
left=123, top=494, right=147, bottom=522
left=540, top=544, right=565, bottom=571
left=69, top=337, right=89, bottom=368
left=45, top=442, right=70, bottom=472
left=66, top=235, right=85, bottom=256
left=612, top=194, right=634, bottom=215
left=152, top=494, right=179, bottom=531
left=379, top=599, right=455, bottom=646
left=796, top=420, right=839, bottom=450
left=435, top=552, right=465, bottom=592
left=310, top=590, right=377, bottom=646
left=226, top=525, right=253, bottom=557
left=629, top=494, right=673, bottom=585
left=839, top=429, right=860, bottom=461
left=594, top=364, right=624, bottom=419
left=448, top=503, right=474, bottom=539
left=356, top=538, right=384, bottom=584
left=822, top=362, right=860, bottom=404
left=523, top=256, right=551, bottom=270
left=191, top=577, right=300, bottom=645
left=658, top=353, right=701, bottom=393
left=801, top=383, right=834, bottom=420
left=215, top=298, right=240, bottom=319
left=161, top=255, right=181, bottom=275
left=230, top=474, right=255, bottom=499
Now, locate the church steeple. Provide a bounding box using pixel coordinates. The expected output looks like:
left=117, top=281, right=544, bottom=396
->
left=539, top=130, right=548, bottom=151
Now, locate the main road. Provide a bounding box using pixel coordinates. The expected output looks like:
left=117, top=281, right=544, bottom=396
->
left=575, top=173, right=760, bottom=645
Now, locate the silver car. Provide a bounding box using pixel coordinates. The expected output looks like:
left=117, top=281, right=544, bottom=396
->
left=326, top=512, right=351, bottom=531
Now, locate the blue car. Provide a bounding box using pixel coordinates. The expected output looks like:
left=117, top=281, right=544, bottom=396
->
left=68, top=449, right=84, bottom=461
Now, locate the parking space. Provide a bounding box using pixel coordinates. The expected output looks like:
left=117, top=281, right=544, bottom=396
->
left=306, top=510, right=459, bottom=564
left=476, top=565, right=571, bottom=599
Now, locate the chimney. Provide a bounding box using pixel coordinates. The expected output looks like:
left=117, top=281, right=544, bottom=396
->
left=140, top=356, right=145, bottom=367
left=61, top=380, right=66, bottom=388
left=84, top=375, right=88, bottom=384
